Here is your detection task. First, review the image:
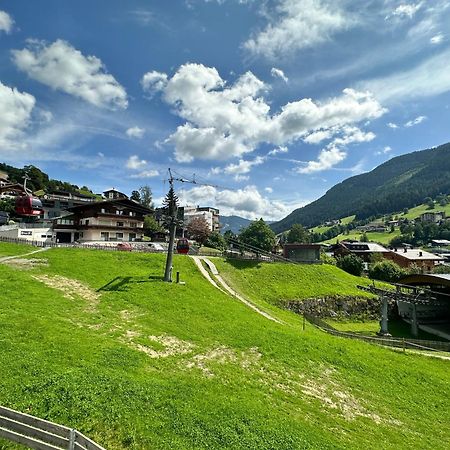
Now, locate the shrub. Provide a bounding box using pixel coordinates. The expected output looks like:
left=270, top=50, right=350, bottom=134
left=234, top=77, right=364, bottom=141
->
left=369, top=260, right=407, bottom=282
left=336, top=254, right=364, bottom=276
left=433, top=265, right=450, bottom=274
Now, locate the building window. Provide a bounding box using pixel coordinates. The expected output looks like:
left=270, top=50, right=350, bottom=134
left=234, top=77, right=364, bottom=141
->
left=101, top=232, right=109, bottom=241
left=129, top=233, right=136, bottom=241
left=116, top=221, right=124, bottom=227
left=130, top=222, right=137, bottom=228
left=116, top=232, right=124, bottom=240
left=101, top=208, right=105, bottom=213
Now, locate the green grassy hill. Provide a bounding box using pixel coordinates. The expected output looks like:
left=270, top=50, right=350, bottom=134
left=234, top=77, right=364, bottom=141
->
left=0, top=243, right=449, bottom=449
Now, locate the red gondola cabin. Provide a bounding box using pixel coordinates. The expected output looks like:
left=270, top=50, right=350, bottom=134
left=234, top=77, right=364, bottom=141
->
left=15, top=196, right=43, bottom=216
left=176, top=238, right=189, bottom=254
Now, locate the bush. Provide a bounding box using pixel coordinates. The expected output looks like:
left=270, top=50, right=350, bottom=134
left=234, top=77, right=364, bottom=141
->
left=369, top=260, right=407, bottom=282
left=336, top=254, right=364, bottom=276
left=204, top=232, right=227, bottom=251
left=433, top=265, right=450, bottom=274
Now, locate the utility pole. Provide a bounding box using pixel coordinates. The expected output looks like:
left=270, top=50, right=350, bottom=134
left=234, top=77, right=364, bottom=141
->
left=161, top=168, right=228, bottom=282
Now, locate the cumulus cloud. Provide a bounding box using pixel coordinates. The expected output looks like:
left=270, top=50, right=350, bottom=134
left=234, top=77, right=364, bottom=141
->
left=265, top=187, right=273, bottom=193
left=271, top=67, right=288, bottom=82
left=146, top=63, right=385, bottom=165
left=141, top=70, right=168, bottom=95
left=224, top=156, right=265, bottom=175
left=12, top=39, right=128, bottom=109
left=303, top=129, right=334, bottom=144
left=243, top=0, right=351, bottom=60
left=297, top=146, right=346, bottom=174
left=298, top=125, right=375, bottom=174
left=178, top=184, right=297, bottom=220
left=404, top=115, right=426, bottom=127
left=0, top=10, right=14, bottom=33
left=387, top=122, right=398, bottom=129
left=126, top=155, right=147, bottom=170
left=0, top=81, right=36, bottom=152
left=126, top=126, right=145, bottom=138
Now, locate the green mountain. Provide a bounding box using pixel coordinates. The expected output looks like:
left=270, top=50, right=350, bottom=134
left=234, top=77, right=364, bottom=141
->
left=272, top=142, right=450, bottom=233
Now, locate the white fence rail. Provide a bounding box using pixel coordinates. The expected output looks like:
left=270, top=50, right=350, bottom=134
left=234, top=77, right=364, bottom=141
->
left=0, top=405, right=105, bottom=450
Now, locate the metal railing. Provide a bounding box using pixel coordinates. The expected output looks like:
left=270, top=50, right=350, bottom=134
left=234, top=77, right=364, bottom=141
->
left=0, top=405, right=105, bottom=450
left=304, top=314, right=450, bottom=352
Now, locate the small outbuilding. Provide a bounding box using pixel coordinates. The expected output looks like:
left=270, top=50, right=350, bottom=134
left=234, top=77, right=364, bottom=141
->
left=283, top=243, right=321, bottom=262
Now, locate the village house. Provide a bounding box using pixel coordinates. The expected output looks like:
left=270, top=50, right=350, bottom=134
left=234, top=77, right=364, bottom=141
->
left=180, top=206, right=220, bottom=233
left=332, top=241, right=390, bottom=262
left=40, top=190, right=97, bottom=220
left=420, top=211, right=446, bottom=223
left=384, top=248, right=444, bottom=273
left=52, top=198, right=152, bottom=243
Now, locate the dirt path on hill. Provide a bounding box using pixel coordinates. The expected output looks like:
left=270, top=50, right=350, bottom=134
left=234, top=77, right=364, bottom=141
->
left=0, top=247, right=50, bottom=263
left=190, top=256, right=282, bottom=324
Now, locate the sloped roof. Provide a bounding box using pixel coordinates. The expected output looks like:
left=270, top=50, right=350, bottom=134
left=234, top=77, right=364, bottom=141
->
left=391, top=248, right=444, bottom=261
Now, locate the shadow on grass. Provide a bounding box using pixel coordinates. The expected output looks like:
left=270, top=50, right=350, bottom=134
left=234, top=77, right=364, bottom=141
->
left=223, top=259, right=263, bottom=270
left=97, top=275, right=164, bottom=292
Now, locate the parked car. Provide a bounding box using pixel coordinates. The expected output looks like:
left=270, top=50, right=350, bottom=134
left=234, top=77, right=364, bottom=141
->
left=117, top=242, right=133, bottom=252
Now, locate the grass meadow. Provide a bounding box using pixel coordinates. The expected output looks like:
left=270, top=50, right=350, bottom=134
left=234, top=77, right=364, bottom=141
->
left=0, top=243, right=449, bottom=449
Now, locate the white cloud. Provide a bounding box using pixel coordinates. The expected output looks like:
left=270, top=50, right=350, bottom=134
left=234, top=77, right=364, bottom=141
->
left=430, top=33, right=444, bottom=44
left=387, top=122, right=398, bottom=129
left=0, top=81, right=36, bottom=152
left=376, top=145, right=392, bottom=155
left=361, top=48, right=450, bottom=103
left=243, top=0, right=351, bottom=60
left=224, top=156, right=265, bottom=175
left=126, top=126, right=145, bottom=138
left=12, top=39, right=128, bottom=109
left=389, top=3, right=423, bottom=19
left=297, top=125, right=375, bottom=173
left=178, top=184, right=298, bottom=220
left=268, top=145, right=288, bottom=155
left=265, top=187, right=273, bottom=193
left=126, top=155, right=147, bottom=170
left=141, top=70, right=168, bottom=95
left=130, top=169, right=159, bottom=178
left=271, top=67, right=288, bottom=82
left=297, top=146, right=346, bottom=174
left=0, top=10, right=13, bottom=33
left=303, top=129, right=334, bottom=144
left=147, top=63, right=385, bottom=163
left=404, top=115, right=426, bottom=127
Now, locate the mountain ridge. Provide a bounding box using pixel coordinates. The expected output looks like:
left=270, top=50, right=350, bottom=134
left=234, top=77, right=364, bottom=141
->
left=272, top=142, right=450, bottom=233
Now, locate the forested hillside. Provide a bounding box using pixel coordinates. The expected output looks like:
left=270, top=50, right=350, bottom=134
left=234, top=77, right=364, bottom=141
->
left=0, top=163, right=97, bottom=197
left=272, top=142, right=450, bottom=233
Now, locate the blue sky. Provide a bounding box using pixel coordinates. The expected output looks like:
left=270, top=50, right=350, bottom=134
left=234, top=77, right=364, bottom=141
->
left=1, top=0, right=450, bottom=220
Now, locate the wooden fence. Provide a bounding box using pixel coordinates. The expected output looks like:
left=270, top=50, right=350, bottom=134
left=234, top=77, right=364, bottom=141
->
left=304, top=314, right=450, bottom=352
left=0, top=405, right=105, bottom=450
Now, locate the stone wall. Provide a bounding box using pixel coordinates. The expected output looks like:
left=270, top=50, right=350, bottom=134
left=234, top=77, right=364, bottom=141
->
left=283, top=295, right=397, bottom=320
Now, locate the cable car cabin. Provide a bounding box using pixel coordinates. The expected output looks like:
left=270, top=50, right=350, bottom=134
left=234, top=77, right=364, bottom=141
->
left=15, top=196, right=43, bottom=216
left=176, top=238, right=190, bottom=254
